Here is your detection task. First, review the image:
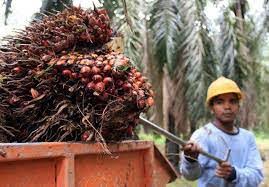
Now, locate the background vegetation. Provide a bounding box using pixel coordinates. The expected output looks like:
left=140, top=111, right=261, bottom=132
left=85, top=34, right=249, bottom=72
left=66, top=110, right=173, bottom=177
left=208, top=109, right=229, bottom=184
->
left=1, top=0, right=269, bottom=186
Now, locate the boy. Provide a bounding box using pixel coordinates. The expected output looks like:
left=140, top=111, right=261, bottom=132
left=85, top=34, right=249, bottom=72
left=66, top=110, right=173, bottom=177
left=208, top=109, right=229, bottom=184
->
left=180, top=76, right=264, bottom=187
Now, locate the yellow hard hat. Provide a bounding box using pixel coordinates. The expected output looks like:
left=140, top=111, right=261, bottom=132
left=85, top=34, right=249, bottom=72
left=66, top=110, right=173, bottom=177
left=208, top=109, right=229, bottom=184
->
left=206, top=76, right=242, bottom=106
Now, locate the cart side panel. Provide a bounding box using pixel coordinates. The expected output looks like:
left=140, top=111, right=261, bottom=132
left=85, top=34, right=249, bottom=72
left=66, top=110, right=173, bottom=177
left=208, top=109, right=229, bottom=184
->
left=0, top=158, right=56, bottom=187
left=75, top=150, right=146, bottom=187
left=152, top=146, right=179, bottom=186
left=152, top=156, right=172, bottom=186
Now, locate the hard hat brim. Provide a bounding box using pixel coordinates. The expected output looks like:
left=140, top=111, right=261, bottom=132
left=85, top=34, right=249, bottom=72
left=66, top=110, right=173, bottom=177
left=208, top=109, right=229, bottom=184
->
left=206, top=91, right=243, bottom=106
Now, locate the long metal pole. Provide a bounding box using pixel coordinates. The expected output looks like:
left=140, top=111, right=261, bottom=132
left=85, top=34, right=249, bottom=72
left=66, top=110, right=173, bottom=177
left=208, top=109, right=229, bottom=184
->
left=139, top=116, right=225, bottom=163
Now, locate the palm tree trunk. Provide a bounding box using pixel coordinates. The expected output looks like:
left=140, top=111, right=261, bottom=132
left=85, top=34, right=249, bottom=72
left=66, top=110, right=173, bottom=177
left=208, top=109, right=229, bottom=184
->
left=164, top=66, right=188, bottom=173
left=142, top=20, right=164, bottom=130
left=3, top=0, right=12, bottom=25
left=165, top=111, right=180, bottom=173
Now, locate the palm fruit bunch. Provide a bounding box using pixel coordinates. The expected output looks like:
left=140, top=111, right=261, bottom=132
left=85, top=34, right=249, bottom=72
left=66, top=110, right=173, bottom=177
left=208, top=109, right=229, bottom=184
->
left=0, top=6, right=154, bottom=143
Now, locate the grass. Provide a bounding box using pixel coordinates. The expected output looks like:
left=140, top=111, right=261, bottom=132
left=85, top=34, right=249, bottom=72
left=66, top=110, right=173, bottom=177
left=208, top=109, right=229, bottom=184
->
left=166, top=179, right=197, bottom=187
left=255, top=131, right=269, bottom=149
left=139, top=130, right=269, bottom=187
left=138, top=133, right=166, bottom=145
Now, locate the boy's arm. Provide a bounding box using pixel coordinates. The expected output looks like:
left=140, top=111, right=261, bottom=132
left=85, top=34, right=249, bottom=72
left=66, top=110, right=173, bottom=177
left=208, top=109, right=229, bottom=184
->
left=231, top=133, right=264, bottom=186
left=180, top=129, right=208, bottom=181
left=180, top=153, right=202, bottom=180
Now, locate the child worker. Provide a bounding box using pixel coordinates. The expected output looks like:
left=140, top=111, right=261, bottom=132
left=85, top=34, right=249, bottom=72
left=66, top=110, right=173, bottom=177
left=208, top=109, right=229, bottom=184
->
left=180, top=76, right=264, bottom=187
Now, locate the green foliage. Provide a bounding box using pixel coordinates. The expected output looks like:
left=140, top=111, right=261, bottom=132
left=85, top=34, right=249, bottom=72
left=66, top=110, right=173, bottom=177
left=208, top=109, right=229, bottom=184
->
left=220, top=9, right=250, bottom=87
left=99, top=0, right=269, bottom=132
left=255, top=130, right=269, bottom=140
left=167, top=179, right=197, bottom=187
left=150, top=0, right=182, bottom=72
left=2, top=0, right=269, bottom=145
left=102, top=0, right=146, bottom=70
left=179, top=0, right=218, bottom=126
left=149, top=0, right=220, bottom=129
left=100, top=0, right=120, bottom=19
left=255, top=130, right=269, bottom=151
left=138, top=132, right=165, bottom=145
left=218, top=0, right=269, bottom=128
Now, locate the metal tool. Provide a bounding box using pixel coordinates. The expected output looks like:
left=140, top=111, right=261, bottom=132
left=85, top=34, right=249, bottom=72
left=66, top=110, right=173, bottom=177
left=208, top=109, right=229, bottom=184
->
left=139, top=116, right=226, bottom=163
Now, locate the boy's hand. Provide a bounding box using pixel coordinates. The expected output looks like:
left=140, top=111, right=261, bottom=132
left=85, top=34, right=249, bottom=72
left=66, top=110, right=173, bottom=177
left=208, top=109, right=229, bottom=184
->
left=215, top=161, right=236, bottom=181
left=182, top=140, right=200, bottom=161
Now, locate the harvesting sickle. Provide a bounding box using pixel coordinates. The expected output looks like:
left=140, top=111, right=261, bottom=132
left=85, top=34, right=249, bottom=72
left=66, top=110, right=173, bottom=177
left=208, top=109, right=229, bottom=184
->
left=139, top=116, right=227, bottom=163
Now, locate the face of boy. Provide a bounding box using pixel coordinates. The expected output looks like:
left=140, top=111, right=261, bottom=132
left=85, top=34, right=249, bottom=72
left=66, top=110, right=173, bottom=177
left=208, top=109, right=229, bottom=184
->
left=211, top=93, right=239, bottom=124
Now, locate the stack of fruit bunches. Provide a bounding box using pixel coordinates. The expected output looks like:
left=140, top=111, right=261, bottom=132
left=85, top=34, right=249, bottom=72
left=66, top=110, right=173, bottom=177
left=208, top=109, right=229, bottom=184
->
left=0, top=6, right=154, bottom=143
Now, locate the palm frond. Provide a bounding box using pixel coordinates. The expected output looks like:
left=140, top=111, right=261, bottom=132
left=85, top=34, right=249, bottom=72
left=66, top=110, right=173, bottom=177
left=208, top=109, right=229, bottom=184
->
left=101, top=0, right=120, bottom=19
left=150, top=0, right=182, bottom=72
left=179, top=0, right=218, bottom=125
left=220, top=7, right=251, bottom=87
left=103, top=0, right=146, bottom=69
left=218, top=0, right=269, bottom=128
